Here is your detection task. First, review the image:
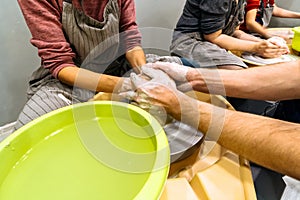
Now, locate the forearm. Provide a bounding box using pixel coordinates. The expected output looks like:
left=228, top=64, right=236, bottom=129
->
left=246, top=21, right=272, bottom=39
left=57, top=66, right=122, bottom=93
left=206, top=33, right=257, bottom=52
left=205, top=104, right=300, bottom=180
left=221, top=61, right=300, bottom=100
left=233, top=30, right=262, bottom=42
left=245, top=9, right=273, bottom=39
left=187, top=61, right=300, bottom=100
left=168, top=93, right=300, bottom=179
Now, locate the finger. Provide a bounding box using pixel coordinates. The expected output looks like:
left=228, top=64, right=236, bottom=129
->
left=265, top=41, right=280, bottom=49
left=118, top=91, right=137, bottom=100
left=132, top=90, right=152, bottom=110
left=140, top=67, right=177, bottom=90
left=262, top=47, right=288, bottom=56
left=268, top=36, right=287, bottom=47
left=147, top=61, right=171, bottom=71
left=130, top=73, right=147, bottom=89
left=148, top=62, right=187, bottom=82
left=142, top=63, right=154, bottom=68
left=177, top=82, right=194, bottom=92
left=141, top=66, right=158, bottom=79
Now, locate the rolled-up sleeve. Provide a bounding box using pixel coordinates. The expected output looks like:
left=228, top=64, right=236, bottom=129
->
left=119, top=0, right=142, bottom=52
left=18, top=0, right=76, bottom=78
left=198, top=0, right=230, bottom=34
left=245, top=0, right=260, bottom=12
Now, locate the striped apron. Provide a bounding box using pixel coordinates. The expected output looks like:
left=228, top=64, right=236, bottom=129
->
left=14, top=0, right=131, bottom=130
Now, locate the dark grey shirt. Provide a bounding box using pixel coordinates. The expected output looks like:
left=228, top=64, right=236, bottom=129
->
left=174, top=0, right=246, bottom=38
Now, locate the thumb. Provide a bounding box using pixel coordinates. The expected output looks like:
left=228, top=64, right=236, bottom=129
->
left=177, top=82, right=194, bottom=92
left=130, top=73, right=147, bottom=89
left=141, top=66, right=157, bottom=79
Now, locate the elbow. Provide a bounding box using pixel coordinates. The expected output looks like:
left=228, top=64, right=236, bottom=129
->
left=203, top=34, right=219, bottom=44
left=245, top=23, right=255, bottom=32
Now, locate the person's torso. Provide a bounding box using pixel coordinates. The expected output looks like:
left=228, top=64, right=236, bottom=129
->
left=29, top=0, right=122, bottom=86
left=174, top=0, right=246, bottom=37
left=57, top=0, right=121, bottom=22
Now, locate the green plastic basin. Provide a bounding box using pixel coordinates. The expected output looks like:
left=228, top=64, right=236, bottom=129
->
left=0, top=101, right=170, bottom=200
left=292, top=26, right=300, bottom=52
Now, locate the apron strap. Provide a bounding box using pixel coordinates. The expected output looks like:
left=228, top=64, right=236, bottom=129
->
left=260, top=0, right=264, bottom=18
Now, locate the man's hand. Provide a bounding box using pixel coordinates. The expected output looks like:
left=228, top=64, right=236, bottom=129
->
left=126, top=66, right=200, bottom=127
left=143, top=62, right=189, bottom=82
left=143, top=62, right=196, bottom=92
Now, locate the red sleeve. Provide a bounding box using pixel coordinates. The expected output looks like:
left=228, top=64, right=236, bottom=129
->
left=119, top=0, right=142, bottom=52
left=246, top=0, right=261, bottom=12
left=17, top=0, right=76, bottom=79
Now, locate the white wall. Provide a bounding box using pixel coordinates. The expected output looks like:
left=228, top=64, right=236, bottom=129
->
left=0, top=0, right=39, bottom=125
left=135, top=0, right=185, bottom=53
left=269, top=0, right=300, bottom=27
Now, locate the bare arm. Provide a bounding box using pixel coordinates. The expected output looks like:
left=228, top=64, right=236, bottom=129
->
left=57, top=66, right=122, bottom=93
left=204, top=29, right=287, bottom=58
left=204, top=29, right=257, bottom=52
left=245, top=9, right=273, bottom=39
left=233, top=29, right=262, bottom=42
left=196, top=100, right=300, bottom=180
left=188, top=60, right=300, bottom=101
left=273, top=5, right=300, bottom=18
left=131, top=81, right=300, bottom=180
left=147, top=60, right=300, bottom=101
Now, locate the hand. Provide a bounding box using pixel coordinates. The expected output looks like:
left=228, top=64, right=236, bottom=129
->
left=129, top=66, right=200, bottom=126
left=267, top=36, right=290, bottom=54
left=254, top=40, right=288, bottom=58
left=143, top=62, right=190, bottom=82
left=139, top=66, right=176, bottom=89
left=267, top=30, right=291, bottom=42
left=121, top=67, right=176, bottom=125
left=132, top=82, right=182, bottom=117
left=130, top=79, right=200, bottom=128
left=118, top=66, right=176, bottom=103
left=115, top=77, right=133, bottom=93
left=146, top=54, right=183, bottom=65
left=143, top=62, right=197, bottom=92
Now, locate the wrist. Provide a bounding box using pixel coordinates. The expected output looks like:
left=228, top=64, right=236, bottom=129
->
left=176, top=93, right=201, bottom=129
left=251, top=42, right=259, bottom=54
left=186, top=69, right=206, bottom=92
left=264, top=32, right=273, bottom=39
left=186, top=68, right=198, bottom=82
left=112, top=77, right=126, bottom=94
